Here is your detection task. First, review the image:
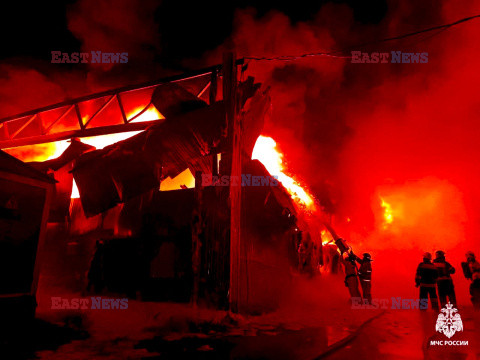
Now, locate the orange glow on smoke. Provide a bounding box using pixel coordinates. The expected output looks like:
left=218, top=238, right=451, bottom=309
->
left=252, top=135, right=314, bottom=208
left=380, top=197, right=394, bottom=229
left=372, top=179, right=467, bottom=250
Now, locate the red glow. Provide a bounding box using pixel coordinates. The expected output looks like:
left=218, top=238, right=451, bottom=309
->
left=370, top=178, right=467, bottom=251
left=3, top=140, right=71, bottom=163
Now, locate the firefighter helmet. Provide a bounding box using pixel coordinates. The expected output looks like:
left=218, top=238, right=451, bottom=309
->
left=435, top=250, right=445, bottom=258
left=423, top=252, right=432, bottom=261
left=363, top=253, right=372, bottom=261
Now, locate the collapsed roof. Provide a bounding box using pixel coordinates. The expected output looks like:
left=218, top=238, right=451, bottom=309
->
left=66, top=79, right=269, bottom=217
left=0, top=66, right=291, bottom=220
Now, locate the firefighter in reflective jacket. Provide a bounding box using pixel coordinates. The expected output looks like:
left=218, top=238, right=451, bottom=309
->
left=356, top=253, right=372, bottom=304
left=433, top=250, right=456, bottom=308
left=342, top=251, right=362, bottom=302
left=461, top=251, right=480, bottom=309
left=415, top=252, right=439, bottom=311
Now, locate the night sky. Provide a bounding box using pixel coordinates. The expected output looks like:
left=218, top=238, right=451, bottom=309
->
left=0, top=0, right=387, bottom=67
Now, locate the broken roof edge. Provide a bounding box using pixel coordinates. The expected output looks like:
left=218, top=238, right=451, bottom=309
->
left=0, top=150, right=57, bottom=185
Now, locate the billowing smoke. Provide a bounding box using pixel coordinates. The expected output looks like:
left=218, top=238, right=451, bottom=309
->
left=201, top=2, right=480, bottom=249
left=197, top=1, right=480, bottom=303
left=67, top=0, right=160, bottom=57
left=0, top=65, right=69, bottom=118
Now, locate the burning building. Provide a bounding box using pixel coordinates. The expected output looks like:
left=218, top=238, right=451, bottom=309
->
left=0, top=55, right=323, bottom=316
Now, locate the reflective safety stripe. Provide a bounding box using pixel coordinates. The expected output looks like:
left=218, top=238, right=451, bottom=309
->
left=362, top=279, right=371, bottom=282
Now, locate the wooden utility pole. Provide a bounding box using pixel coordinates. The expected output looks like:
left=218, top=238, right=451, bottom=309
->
left=210, top=69, right=218, bottom=176
left=209, top=69, right=218, bottom=105
left=191, top=171, right=204, bottom=307
left=223, top=52, right=242, bottom=312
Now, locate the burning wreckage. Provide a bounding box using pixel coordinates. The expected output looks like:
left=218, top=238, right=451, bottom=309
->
left=0, top=59, right=348, bottom=322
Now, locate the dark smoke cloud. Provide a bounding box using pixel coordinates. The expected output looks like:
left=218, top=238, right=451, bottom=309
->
left=66, top=0, right=161, bottom=66
left=0, top=0, right=166, bottom=119
left=0, top=65, right=67, bottom=117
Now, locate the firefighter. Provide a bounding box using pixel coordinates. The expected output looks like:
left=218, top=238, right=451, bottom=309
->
left=461, top=251, right=480, bottom=309
left=297, top=241, right=307, bottom=273
left=433, top=250, right=456, bottom=308
left=415, top=252, right=439, bottom=311
left=342, top=251, right=362, bottom=302
left=356, top=253, right=373, bottom=304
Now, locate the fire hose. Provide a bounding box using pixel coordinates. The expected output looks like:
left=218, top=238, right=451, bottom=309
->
left=323, top=222, right=361, bottom=276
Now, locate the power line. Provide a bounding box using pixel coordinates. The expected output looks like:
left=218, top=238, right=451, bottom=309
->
left=245, top=13, right=480, bottom=62
left=358, top=13, right=480, bottom=46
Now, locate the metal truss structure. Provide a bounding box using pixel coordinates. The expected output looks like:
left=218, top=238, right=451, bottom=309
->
left=0, top=64, right=226, bottom=149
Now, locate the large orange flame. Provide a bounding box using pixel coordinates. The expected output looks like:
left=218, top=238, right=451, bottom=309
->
left=252, top=135, right=314, bottom=208
left=380, top=197, right=394, bottom=229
